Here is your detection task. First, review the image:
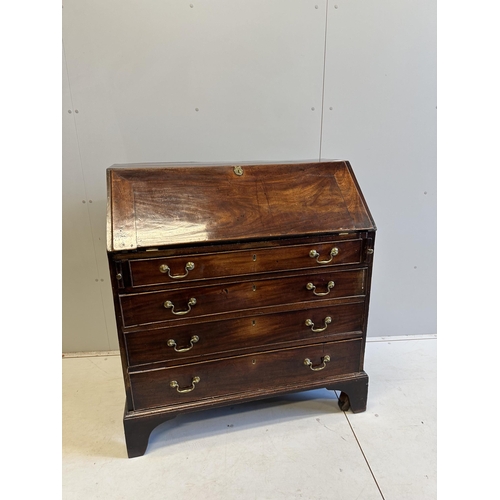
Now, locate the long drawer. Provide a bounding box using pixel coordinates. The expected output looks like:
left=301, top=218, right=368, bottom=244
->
left=128, top=239, right=363, bottom=288
left=119, top=269, right=366, bottom=327
left=125, top=301, right=365, bottom=367
left=129, top=339, right=363, bottom=411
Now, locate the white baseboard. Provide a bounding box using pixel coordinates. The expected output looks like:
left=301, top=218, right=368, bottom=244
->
left=62, top=350, right=120, bottom=358
left=367, top=334, right=436, bottom=342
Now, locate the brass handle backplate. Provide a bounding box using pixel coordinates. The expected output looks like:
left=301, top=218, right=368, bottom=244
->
left=304, top=355, right=331, bottom=371
left=170, top=376, right=201, bottom=393
left=167, top=335, right=199, bottom=352
left=306, top=281, right=335, bottom=296
left=309, top=247, right=339, bottom=264
left=163, top=298, right=197, bottom=315
left=159, top=262, right=195, bottom=279
left=305, top=316, right=332, bottom=332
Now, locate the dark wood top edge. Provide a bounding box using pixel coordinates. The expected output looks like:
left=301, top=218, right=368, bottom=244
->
left=107, top=159, right=345, bottom=171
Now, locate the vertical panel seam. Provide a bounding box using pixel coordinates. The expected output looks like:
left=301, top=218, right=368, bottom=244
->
left=319, top=0, right=329, bottom=161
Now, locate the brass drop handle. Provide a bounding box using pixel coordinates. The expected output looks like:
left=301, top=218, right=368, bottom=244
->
left=309, top=247, right=339, bottom=264
left=305, top=316, right=332, bottom=332
left=163, top=298, right=197, bottom=315
left=170, top=376, right=201, bottom=393
left=159, top=261, right=195, bottom=279
left=167, top=335, right=199, bottom=352
left=306, top=281, right=335, bottom=296
left=304, top=355, right=331, bottom=371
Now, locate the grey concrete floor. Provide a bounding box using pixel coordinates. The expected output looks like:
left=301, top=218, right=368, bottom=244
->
left=62, top=337, right=436, bottom=499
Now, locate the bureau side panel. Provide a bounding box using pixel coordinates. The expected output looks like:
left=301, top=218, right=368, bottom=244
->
left=359, top=231, right=376, bottom=369
left=107, top=253, right=134, bottom=411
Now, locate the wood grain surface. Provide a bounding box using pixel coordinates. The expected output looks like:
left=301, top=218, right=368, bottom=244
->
left=107, top=161, right=376, bottom=251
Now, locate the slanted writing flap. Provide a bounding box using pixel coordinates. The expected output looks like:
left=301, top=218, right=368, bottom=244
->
left=107, top=161, right=375, bottom=251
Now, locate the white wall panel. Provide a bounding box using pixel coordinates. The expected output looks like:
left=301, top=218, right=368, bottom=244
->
left=321, top=0, right=437, bottom=336
left=62, top=0, right=437, bottom=351
left=62, top=0, right=328, bottom=351
left=62, top=45, right=114, bottom=351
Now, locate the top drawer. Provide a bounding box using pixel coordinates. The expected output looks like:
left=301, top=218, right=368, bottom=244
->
left=128, top=239, right=363, bottom=288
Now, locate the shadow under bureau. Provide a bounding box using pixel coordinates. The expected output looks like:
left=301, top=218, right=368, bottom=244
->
left=106, top=160, right=376, bottom=458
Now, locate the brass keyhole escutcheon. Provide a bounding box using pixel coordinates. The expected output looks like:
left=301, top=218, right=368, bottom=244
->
left=233, top=166, right=244, bottom=176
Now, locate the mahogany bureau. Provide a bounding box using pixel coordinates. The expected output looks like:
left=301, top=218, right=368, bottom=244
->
left=106, top=160, right=376, bottom=458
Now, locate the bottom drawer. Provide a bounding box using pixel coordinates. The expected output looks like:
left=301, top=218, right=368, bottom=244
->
left=130, top=339, right=362, bottom=411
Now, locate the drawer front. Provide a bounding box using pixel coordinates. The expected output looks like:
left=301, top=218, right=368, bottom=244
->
left=130, top=339, right=362, bottom=410
left=119, top=269, right=366, bottom=327
left=125, top=301, right=365, bottom=366
left=128, top=239, right=363, bottom=288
